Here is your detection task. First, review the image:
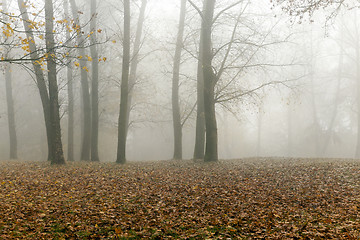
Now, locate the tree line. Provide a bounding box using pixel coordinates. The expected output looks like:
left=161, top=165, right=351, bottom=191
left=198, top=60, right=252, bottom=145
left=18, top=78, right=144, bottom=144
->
left=0, top=0, right=356, bottom=164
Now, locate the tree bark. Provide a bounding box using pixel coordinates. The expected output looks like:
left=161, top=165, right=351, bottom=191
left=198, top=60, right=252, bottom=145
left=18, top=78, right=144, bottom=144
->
left=193, top=30, right=205, bottom=160
left=64, top=0, right=74, bottom=161
left=116, top=0, right=131, bottom=164
left=126, top=0, right=147, bottom=135
left=202, top=0, right=218, bottom=162
left=90, top=0, right=100, bottom=162
left=3, top=0, right=17, bottom=160
left=17, top=0, right=53, bottom=161
left=4, top=64, right=17, bottom=159
left=172, top=0, right=186, bottom=160
left=69, top=0, right=92, bottom=161
left=45, top=0, right=65, bottom=164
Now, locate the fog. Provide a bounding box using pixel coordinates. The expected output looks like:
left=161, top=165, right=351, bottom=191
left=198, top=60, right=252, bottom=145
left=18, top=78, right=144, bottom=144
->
left=0, top=0, right=358, bottom=162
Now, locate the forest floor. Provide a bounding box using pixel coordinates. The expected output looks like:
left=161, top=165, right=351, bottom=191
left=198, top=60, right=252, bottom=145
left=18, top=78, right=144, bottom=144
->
left=0, top=158, right=359, bottom=239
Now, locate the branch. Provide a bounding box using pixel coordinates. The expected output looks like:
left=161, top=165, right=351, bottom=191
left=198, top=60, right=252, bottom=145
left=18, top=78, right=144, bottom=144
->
left=187, top=0, right=203, bottom=19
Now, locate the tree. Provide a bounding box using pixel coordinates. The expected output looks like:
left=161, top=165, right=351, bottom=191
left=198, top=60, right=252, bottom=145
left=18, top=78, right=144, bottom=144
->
left=201, top=0, right=218, bottom=162
left=64, top=0, right=74, bottom=162
left=116, top=0, right=130, bottom=164
left=126, top=0, right=147, bottom=135
left=3, top=0, right=17, bottom=159
left=17, top=0, right=53, bottom=161
left=90, top=0, right=100, bottom=162
left=172, top=0, right=187, bottom=160
left=45, top=0, right=65, bottom=164
left=69, top=0, right=92, bottom=161
left=193, top=28, right=205, bottom=160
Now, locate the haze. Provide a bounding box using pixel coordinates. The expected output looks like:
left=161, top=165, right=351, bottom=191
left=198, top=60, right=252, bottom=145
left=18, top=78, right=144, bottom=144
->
left=0, top=0, right=358, bottom=162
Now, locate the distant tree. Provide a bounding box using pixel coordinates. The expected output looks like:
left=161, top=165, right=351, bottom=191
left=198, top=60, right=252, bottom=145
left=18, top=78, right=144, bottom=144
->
left=64, top=0, right=74, bottom=162
left=69, top=0, right=92, bottom=161
left=172, top=0, right=187, bottom=160
left=90, top=0, right=100, bottom=162
left=126, top=0, right=147, bottom=135
left=116, top=0, right=131, bottom=164
left=3, top=0, right=17, bottom=159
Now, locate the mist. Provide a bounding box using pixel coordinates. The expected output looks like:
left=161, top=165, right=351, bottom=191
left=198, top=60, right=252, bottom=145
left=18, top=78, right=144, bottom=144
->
left=0, top=0, right=358, bottom=162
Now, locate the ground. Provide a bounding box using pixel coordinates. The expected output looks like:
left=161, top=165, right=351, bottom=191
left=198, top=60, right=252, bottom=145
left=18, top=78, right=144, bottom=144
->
left=0, top=158, right=359, bottom=239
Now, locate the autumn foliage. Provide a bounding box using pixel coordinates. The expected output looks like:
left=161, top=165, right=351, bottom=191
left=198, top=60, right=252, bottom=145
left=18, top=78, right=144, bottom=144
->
left=0, top=158, right=359, bottom=239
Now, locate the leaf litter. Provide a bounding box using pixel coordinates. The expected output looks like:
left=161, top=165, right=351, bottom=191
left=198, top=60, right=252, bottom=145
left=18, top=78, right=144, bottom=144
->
left=0, top=158, right=359, bottom=239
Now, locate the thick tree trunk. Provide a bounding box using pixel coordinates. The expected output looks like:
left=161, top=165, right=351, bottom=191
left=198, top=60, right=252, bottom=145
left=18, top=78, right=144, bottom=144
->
left=172, top=0, right=186, bottom=160
left=17, top=0, right=53, bottom=161
left=69, top=0, right=92, bottom=161
left=116, top=0, right=130, bottom=164
left=126, top=0, right=147, bottom=135
left=45, top=0, right=65, bottom=164
left=3, top=0, right=17, bottom=160
left=90, top=0, right=100, bottom=162
left=202, top=0, right=218, bottom=162
left=64, top=0, right=74, bottom=161
left=193, top=33, right=205, bottom=160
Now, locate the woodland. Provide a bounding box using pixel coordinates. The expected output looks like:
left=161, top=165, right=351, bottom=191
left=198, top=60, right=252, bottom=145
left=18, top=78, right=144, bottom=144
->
left=1, top=0, right=360, bottom=238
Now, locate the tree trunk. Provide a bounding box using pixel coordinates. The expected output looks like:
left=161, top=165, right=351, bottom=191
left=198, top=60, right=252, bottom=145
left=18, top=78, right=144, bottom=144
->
left=355, top=36, right=360, bottom=158
left=4, top=64, right=17, bottom=159
left=202, top=0, right=218, bottom=162
left=45, top=0, right=65, bottom=164
left=322, top=29, right=343, bottom=155
left=172, top=0, right=186, bottom=160
left=64, top=0, right=74, bottom=162
left=17, top=0, right=53, bottom=161
left=126, top=0, right=147, bottom=135
left=90, top=0, right=100, bottom=162
left=193, top=31, right=205, bottom=160
left=3, top=0, right=17, bottom=160
left=69, top=0, right=92, bottom=161
left=116, top=0, right=130, bottom=164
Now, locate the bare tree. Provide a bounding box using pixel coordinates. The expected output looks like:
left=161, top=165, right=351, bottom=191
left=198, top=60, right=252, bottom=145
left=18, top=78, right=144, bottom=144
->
left=90, top=0, right=100, bottom=162
left=17, top=0, right=53, bottom=161
left=64, top=0, right=74, bottom=162
left=69, top=0, right=92, bottom=161
left=126, top=0, right=148, bottom=134
left=45, top=0, right=65, bottom=164
left=201, top=0, right=218, bottom=162
left=116, top=0, right=131, bottom=164
left=3, top=0, right=17, bottom=159
left=172, top=0, right=187, bottom=160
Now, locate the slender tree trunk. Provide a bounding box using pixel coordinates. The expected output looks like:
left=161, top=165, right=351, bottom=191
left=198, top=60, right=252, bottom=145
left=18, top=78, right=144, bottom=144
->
left=322, top=29, right=343, bottom=155
left=287, top=94, right=293, bottom=157
left=5, top=64, right=17, bottom=159
left=126, top=0, right=147, bottom=135
left=355, top=33, right=360, bottom=158
left=257, top=104, right=263, bottom=157
left=90, top=0, right=100, bottom=162
left=64, top=0, right=74, bottom=161
left=308, top=29, right=321, bottom=157
left=193, top=32, right=205, bottom=160
left=17, top=0, right=53, bottom=161
left=172, top=0, right=186, bottom=160
left=3, top=0, right=17, bottom=160
left=202, top=0, right=218, bottom=162
left=69, top=0, right=92, bottom=161
left=45, top=0, right=65, bottom=164
left=116, top=0, right=130, bottom=164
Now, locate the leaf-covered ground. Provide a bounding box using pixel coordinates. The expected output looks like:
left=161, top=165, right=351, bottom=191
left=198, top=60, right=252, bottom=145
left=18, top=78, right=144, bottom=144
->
left=0, top=158, right=359, bottom=239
